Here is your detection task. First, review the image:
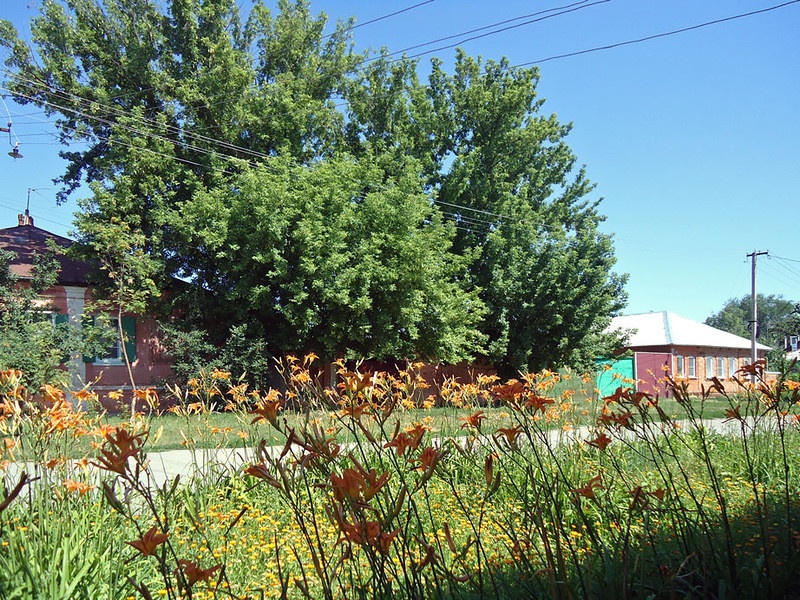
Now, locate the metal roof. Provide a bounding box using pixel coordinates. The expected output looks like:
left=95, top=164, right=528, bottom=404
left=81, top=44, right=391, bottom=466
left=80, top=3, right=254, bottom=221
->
left=608, top=311, right=771, bottom=351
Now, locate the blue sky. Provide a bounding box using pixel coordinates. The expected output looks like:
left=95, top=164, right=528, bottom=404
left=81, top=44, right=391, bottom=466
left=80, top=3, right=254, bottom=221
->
left=1, top=0, right=799, bottom=323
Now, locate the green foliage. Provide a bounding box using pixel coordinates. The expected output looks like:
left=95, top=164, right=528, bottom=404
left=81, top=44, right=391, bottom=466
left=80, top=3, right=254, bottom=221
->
left=1, top=0, right=626, bottom=373
left=344, top=51, right=627, bottom=374
left=171, top=156, right=485, bottom=362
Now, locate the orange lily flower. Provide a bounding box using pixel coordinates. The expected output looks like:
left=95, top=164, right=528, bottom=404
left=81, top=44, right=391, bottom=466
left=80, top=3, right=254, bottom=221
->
left=573, top=475, right=604, bottom=500
left=63, top=479, right=94, bottom=496
left=384, top=432, right=419, bottom=457
left=330, top=469, right=366, bottom=502
left=496, top=426, right=524, bottom=447
left=249, top=399, right=284, bottom=426
left=127, top=526, right=168, bottom=557
left=413, top=446, right=441, bottom=471
left=525, top=395, right=555, bottom=413
left=460, top=411, right=486, bottom=431
left=587, top=432, right=612, bottom=451
left=176, top=559, right=221, bottom=587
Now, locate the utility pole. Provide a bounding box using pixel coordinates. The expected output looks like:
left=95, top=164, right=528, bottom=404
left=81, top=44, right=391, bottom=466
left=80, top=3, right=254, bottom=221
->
left=748, top=250, right=768, bottom=382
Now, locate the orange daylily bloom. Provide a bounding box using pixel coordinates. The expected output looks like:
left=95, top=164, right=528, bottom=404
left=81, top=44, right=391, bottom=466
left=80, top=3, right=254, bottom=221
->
left=384, top=432, right=419, bottom=457
left=338, top=372, right=373, bottom=394
left=330, top=469, right=366, bottom=503
left=337, top=402, right=371, bottom=420
left=492, top=380, right=526, bottom=402
left=496, top=426, right=524, bottom=447
left=93, top=427, right=146, bottom=475
left=573, top=475, right=604, bottom=500
left=361, top=468, right=390, bottom=501
left=249, top=399, right=284, bottom=426
left=379, top=528, right=401, bottom=554
left=724, top=405, right=742, bottom=422
left=340, top=520, right=382, bottom=547
left=127, top=526, right=168, bottom=556
left=210, top=368, right=230, bottom=380
left=405, top=422, right=430, bottom=442
left=176, top=559, right=221, bottom=587
left=40, top=384, right=65, bottom=403
left=525, top=394, right=555, bottom=413
left=460, top=411, right=486, bottom=431
left=413, top=446, right=441, bottom=471
left=63, top=479, right=94, bottom=496
left=587, top=432, right=612, bottom=451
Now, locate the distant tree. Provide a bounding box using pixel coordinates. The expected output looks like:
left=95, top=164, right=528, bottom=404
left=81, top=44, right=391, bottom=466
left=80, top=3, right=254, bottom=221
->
left=706, top=294, right=800, bottom=364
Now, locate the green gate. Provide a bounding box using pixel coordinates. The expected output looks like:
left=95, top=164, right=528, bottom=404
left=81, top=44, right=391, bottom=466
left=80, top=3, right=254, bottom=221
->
left=596, top=357, right=635, bottom=398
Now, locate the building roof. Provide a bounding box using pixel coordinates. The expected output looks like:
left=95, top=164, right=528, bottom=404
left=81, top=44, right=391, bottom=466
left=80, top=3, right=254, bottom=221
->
left=0, top=220, right=92, bottom=286
left=608, top=310, right=771, bottom=351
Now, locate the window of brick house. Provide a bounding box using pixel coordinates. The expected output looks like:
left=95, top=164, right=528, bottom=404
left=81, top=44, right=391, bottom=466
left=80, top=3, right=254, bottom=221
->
left=717, top=357, right=726, bottom=379
left=687, top=356, right=696, bottom=378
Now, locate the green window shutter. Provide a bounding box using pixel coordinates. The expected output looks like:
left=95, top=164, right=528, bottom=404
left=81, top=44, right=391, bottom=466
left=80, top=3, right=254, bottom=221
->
left=82, top=315, right=96, bottom=363
left=121, top=316, right=136, bottom=362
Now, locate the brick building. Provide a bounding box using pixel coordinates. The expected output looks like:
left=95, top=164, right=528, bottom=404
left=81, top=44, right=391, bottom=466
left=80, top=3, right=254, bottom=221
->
left=0, top=212, right=172, bottom=408
left=599, top=310, right=771, bottom=397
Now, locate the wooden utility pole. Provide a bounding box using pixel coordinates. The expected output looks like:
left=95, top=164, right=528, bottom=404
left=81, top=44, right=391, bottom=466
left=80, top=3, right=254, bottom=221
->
left=748, top=250, right=768, bottom=382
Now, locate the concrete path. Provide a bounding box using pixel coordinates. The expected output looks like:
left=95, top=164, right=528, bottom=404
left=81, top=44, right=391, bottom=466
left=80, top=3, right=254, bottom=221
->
left=3, top=416, right=766, bottom=490
left=133, top=416, right=759, bottom=488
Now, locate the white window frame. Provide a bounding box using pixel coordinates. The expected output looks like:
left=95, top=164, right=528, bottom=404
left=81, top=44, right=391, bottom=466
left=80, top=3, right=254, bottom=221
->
left=717, top=357, right=726, bottom=379
left=95, top=317, right=125, bottom=366
left=687, top=356, right=696, bottom=378
left=676, top=355, right=685, bottom=377
left=729, top=357, right=737, bottom=377
left=705, top=356, right=715, bottom=379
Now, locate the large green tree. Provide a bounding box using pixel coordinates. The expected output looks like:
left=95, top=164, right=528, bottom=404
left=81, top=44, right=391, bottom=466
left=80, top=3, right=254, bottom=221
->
left=343, top=52, right=627, bottom=373
left=1, top=0, right=626, bottom=374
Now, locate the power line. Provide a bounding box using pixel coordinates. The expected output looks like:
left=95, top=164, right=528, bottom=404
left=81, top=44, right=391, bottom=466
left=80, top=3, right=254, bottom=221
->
left=3, top=83, right=257, bottom=173
left=323, top=0, right=440, bottom=39
left=0, top=201, right=72, bottom=229
left=398, top=0, right=611, bottom=62
left=5, top=73, right=276, bottom=163
left=372, top=0, right=591, bottom=61
left=769, top=256, right=800, bottom=282
left=760, top=260, right=800, bottom=290
left=514, top=0, right=800, bottom=67
left=0, top=91, right=241, bottom=177
left=771, top=254, right=800, bottom=265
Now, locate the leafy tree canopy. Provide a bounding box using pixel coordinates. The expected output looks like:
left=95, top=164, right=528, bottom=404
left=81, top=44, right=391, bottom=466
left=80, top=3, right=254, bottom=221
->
left=1, top=0, right=626, bottom=375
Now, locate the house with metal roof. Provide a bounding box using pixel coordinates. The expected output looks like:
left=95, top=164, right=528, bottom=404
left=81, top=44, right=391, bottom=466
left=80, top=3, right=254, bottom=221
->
left=598, top=310, right=771, bottom=397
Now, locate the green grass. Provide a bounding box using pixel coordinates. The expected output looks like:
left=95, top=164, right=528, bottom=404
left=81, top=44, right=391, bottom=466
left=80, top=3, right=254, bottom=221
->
left=85, top=392, right=735, bottom=453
